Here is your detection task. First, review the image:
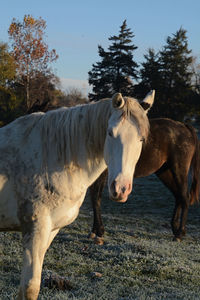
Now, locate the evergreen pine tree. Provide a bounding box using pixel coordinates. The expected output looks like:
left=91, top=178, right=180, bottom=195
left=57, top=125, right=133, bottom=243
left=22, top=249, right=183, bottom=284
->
left=88, top=46, right=114, bottom=100
left=88, top=20, right=138, bottom=100
left=137, top=28, right=195, bottom=120
left=135, top=48, right=162, bottom=96
left=159, top=28, right=193, bottom=103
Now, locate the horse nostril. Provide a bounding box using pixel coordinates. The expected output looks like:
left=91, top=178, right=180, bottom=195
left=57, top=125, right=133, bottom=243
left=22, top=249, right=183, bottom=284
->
left=111, top=180, right=116, bottom=189
left=121, top=186, right=126, bottom=194
left=111, top=180, right=118, bottom=198
left=113, top=191, right=118, bottom=198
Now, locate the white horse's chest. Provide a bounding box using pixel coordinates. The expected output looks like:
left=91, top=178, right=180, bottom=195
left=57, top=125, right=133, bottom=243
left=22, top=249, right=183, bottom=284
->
left=50, top=196, right=84, bottom=229
left=46, top=164, right=106, bottom=230
left=39, top=170, right=88, bottom=230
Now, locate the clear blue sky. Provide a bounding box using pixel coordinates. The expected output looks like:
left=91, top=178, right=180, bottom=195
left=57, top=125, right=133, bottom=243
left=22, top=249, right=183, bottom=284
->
left=0, top=0, right=200, bottom=92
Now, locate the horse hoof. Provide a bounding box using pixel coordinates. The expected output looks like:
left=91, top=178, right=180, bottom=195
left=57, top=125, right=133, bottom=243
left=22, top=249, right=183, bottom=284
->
left=95, top=236, right=104, bottom=245
left=173, top=236, right=182, bottom=242
left=88, top=232, right=96, bottom=239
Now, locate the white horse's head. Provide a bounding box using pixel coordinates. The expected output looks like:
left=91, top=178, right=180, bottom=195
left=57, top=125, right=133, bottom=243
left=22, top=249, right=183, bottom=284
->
left=104, top=90, right=155, bottom=202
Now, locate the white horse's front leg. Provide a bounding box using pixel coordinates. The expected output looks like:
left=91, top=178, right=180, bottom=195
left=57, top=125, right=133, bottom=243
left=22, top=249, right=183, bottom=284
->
left=18, top=215, right=54, bottom=300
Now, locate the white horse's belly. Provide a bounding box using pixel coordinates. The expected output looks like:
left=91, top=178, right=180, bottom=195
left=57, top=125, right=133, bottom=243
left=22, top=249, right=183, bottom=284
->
left=0, top=175, right=20, bottom=230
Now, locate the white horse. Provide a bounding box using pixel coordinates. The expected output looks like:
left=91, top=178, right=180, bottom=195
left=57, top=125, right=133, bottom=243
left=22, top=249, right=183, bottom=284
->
left=0, top=91, right=154, bottom=300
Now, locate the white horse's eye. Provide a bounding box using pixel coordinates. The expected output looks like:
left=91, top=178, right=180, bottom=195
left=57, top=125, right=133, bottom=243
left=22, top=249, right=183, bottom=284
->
left=140, top=137, right=145, bottom=142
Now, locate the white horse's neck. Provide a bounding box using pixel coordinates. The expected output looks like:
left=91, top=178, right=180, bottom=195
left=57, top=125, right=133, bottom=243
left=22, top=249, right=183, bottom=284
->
left=40, top=101, right=111, bottom=190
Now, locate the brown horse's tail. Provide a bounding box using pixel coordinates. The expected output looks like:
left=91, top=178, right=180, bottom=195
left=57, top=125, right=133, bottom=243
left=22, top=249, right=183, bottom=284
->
left=186, top=124, right=200, bottom=205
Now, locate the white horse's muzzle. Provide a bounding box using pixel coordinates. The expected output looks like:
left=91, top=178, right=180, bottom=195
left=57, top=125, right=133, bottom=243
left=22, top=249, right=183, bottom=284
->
left=109, top=180, right=132, bottom=202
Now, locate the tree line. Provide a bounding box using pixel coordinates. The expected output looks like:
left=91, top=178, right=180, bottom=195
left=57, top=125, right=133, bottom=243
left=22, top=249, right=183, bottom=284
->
left=0, top=16, right=200, bottom=126
left=89, top=20, right=200, bottom=121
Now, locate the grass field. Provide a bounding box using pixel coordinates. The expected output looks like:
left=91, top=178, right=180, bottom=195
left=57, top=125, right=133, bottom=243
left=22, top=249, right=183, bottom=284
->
left=0, top=174, right=200, bottom=299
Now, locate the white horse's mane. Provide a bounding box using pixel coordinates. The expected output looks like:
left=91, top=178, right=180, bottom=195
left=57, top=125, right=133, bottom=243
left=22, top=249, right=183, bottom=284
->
left=39, top=100, right=112, bottom=166
left=19, top=97, right=149, bottom=167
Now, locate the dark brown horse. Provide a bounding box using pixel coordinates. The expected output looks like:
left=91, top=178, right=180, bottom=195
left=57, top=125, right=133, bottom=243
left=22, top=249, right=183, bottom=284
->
left=89, top=118, right=200, bottom=244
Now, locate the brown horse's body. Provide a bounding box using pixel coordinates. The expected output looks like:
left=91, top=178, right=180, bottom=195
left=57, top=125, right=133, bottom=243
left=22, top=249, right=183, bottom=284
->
left=89, top=118, right=200, bottom=243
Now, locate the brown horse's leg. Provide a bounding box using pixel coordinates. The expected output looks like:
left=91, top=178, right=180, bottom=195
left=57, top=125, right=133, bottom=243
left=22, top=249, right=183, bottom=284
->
left=171, top=164, right=191, bottom=240
left=171, top=202, right=182, bottom=235
left=89, top=171, right=107, bottom=245
left=156, top=165, right=189, bottom=240
left=169, top=192, right=189, bottom=241
left=177, top=194, right=190, bottom=238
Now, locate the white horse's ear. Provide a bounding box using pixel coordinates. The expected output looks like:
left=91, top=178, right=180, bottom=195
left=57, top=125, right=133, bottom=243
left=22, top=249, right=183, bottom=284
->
left=140, top=90, right=155, bottom=113
left=112, top=93, right=125, bottom=109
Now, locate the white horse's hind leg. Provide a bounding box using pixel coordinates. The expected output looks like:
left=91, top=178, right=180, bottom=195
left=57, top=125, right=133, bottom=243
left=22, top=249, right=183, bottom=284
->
left=18, top=215, right=54, bottom=300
